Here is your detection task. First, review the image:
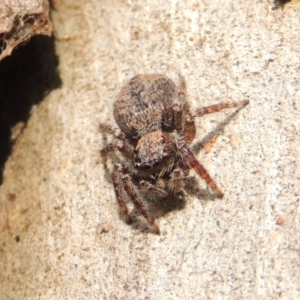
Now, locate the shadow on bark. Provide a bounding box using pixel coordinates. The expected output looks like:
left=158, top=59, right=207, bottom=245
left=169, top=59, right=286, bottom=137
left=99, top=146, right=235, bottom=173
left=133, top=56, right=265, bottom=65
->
left=0, top=35, right=61, bottom=185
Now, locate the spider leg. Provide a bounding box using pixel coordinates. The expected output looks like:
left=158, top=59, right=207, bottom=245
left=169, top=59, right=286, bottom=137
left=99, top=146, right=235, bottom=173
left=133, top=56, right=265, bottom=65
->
left=183, top=113, right=196, bottom=144
left=140, top=180, right=168, bottom=198
left=190, top=159, right=224, bottom=198
left=193, top=100, right=249, bottom=118
left=122, top=175, right=160, bottom=234
left=100, top=139, right=134, bottom=162
left=182, top=147, right=224, bottom=198
left=100, top=124, right=134, bottom=162
left=112, top=164, right=132, bottom=224
left=173, top=75, right=189, bottom=133
left=99, top=123, right=123, bottom=138
left=184, top=100, right=249, bottom=145
left=167, top=168, right=186, bottom=193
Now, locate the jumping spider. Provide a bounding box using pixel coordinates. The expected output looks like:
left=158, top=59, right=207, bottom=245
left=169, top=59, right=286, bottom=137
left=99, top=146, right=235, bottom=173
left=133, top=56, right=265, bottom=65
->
left=100, top=74, right=248, bottom=234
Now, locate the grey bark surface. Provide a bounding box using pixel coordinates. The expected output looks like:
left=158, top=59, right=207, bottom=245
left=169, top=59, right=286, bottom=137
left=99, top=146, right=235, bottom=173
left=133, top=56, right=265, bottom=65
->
left=0, top=0, right=52, bottom=60
left=0, top=0, right=300, bottom=299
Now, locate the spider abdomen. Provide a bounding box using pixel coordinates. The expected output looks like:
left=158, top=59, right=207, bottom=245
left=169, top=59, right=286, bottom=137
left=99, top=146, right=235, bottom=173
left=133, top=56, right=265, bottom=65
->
left=113, top=74, right=182, bottom=139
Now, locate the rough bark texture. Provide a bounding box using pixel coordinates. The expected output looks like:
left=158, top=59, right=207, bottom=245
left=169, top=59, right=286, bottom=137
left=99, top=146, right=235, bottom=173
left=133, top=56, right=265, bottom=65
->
left=0, top=0, right=300, bottom=299
left=0, top=0, right=52, bottom=61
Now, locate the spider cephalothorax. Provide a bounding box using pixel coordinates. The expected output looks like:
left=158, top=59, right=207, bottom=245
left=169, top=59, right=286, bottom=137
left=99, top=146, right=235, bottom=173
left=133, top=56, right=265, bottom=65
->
left=134, top=131, right=177, bottom=171
left=100, top=74, right=248, bottom=234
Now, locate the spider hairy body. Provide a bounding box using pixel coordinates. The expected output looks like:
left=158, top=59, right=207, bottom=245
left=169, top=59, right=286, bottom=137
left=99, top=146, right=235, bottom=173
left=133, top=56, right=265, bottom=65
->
left=100, top=74, right=249, bottom=234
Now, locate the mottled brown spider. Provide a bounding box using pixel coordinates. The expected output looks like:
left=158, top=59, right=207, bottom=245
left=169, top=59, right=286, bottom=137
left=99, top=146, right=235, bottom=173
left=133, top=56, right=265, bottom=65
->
left=100, top=74, right=249, bottom=234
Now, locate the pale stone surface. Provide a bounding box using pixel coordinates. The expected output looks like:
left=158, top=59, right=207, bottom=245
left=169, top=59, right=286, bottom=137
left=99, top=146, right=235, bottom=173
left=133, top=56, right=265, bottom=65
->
left=0, top=0, right=300, bottom=299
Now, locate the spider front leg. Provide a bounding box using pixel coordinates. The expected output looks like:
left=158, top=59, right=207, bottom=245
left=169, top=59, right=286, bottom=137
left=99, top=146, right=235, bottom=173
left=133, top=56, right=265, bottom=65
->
left=182, top=146, right=224, bottom=198
left=112, top=163, right=160, bottom=234
left=139, top=180, right=168, bottom=198
left=122, top=174, right=160, bottom=234
left=112, top=164, right=132, bottom=224
left=167, top=168, right=186, bottom=194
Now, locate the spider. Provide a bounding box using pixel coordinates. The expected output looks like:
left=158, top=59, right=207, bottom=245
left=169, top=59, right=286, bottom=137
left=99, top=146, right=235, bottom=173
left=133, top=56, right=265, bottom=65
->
left=100, top=74, right=249, bottom=234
